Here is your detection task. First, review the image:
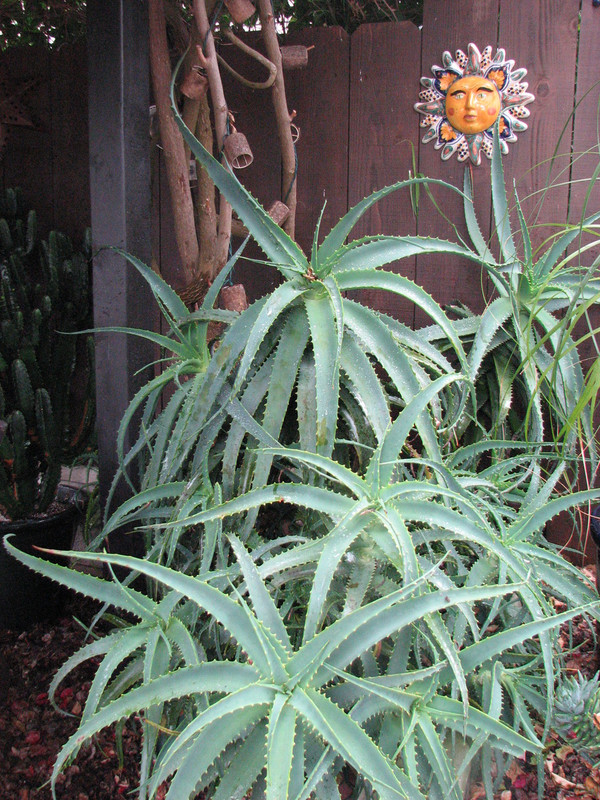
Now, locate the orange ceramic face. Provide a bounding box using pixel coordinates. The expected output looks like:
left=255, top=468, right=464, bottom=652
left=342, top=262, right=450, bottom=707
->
left=445, top=76, right=500, bottom=134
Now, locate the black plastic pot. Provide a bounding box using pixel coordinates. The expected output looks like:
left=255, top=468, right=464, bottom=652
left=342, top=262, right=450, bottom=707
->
left=0, top=500, right=78, bottom=629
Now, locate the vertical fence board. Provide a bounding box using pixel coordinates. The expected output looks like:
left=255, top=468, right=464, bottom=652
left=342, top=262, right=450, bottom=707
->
left=285, top=27, right=350, bottom=256
left=561, top=2, right=600, bottom=383
left=2, top=46, right=54, bottom=236
left=498, top=0, right=579, bottom=252
left=50, top=41, right=90, bottom=242
left=499, top=0, right=587, bottom=558
left=348, top=21, right=421, bottom=322
left=569, top=1, right=600, bottom=221
left=414, top=0, right=499, bottom=328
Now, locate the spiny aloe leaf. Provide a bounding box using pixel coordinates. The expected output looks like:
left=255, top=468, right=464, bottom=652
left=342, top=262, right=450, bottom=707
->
left=290, top=686, right=424, bottom=800
left=211, top=721, right=268, bottom=800
left=340, top=301, right=442, bottom=460
left=467, top=296, right=513, bottom=382
left=506, top=487, right=600, bottom=542
left=235, top=280, right=306, bottom=395
left=156, top=707, right=264, bottom=800
left=170, top=59, right=307, bottom=280
left=440, top=601, right=600, bottom=687
left=338, top=273, right=468, bottom=373
left=302, top=496, right=373, bottom=643
left=12, top=545, right=279, bottom=677
left=295, top=582, right=523, bottom=688
left=111, top=247, right=188, bottom=326
left=317, top=175, right=465, bottom=269
left=373, top=373, right=462, bottom=490
left=3, top=536, right=157, bottom=618
left=266, top=695, right=297, bottom=800
left=52, top=676, right=271, bottom=800
left=491, top=122, right=517, bottom=266
left=463, top=166, right=493, bottom=261
left=304, top=283, right=342, bottom=455
left=533, top=209, right=600, bottom=283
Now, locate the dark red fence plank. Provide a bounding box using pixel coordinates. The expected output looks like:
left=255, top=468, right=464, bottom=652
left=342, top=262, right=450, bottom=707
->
left=348, top=21, right=421, bottom=322
left=563, top=1, right=600, bottom=375
left=498, top=0, right=580, bottom=254
left=50, top=42, right=90, bottom=243
left=285, top=27, right=350, bottom=256
left=569, top=1, right=600, bottom=223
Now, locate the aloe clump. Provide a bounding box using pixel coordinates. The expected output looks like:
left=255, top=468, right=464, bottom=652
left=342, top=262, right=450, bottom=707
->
left=5, top=80, right=600, bottom=800
left=434, top=125, right=600, bottom=484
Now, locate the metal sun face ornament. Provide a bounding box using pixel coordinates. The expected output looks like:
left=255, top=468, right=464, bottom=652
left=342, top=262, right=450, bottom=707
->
left=414, top=43, right=535, bottom=164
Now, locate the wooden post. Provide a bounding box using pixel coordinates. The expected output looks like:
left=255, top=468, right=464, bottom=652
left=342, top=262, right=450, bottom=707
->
left=87, top=0, right=157, bottom=533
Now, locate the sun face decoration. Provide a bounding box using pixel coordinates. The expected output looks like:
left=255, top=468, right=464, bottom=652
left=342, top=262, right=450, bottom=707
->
left=414, top=43, right=535, bottom=164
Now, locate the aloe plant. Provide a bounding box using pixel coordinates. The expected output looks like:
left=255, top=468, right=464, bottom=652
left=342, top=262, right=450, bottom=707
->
left=6, top=76, right=600, bottom=800
left=0, top=188, right=95, bottom=518
left=424, top=125, right=600, bottom=487
left=9, top=513, right=598, bottom=800
left=7, top=424, right=600, bottom=800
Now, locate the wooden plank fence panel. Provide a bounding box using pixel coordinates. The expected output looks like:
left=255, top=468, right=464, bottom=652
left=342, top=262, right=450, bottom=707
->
left=562, top=1, right=600, bottom=375
left=50, top=41, right=90, bottom=242
left=1, top=46, right=54, bottom=236
left=498, top=0, right=580, bottom=253
left=285, top=27, right=350, bottom=256
left=348, top=21, right=421, bottom=322
left=570, top=1, right=600, bottom=222
left=414, top=0, right=499, bottom=329
left=1, top=2, right=597, bottom=328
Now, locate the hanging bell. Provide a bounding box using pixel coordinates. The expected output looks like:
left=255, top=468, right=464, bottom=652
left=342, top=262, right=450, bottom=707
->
left=220, top=284, right=248, bottom=312
left=280, top=45, right=309, bottom=71
left=224, top=131, right=253, bottom=169
left=267, top=200, right=290, bottom=227
left=180, top=67, right=208, bottom=100
left=224, top=0, right=256, bottom=23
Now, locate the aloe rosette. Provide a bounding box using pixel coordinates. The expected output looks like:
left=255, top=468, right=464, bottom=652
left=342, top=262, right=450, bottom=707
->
left=9, top=532, right=592, bottom=800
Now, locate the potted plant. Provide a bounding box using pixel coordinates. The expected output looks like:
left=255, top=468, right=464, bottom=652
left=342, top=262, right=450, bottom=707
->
left=0, top=187, right=95, bottom=627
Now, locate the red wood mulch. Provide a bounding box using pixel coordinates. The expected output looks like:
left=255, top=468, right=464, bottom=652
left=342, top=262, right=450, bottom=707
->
left=1, top=578, right=599, bottom=800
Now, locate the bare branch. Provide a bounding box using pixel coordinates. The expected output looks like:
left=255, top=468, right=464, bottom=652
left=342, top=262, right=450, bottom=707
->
left=218, top=29, right=277, bottom=90
left=149, top=0, right=199, bottom=281
left=193, top=0, right=233, bottom=278
left=257, top=0, right=297, bottom=239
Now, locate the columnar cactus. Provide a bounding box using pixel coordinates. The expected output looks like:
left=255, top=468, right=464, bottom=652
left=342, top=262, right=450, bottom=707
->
left=0, top=188, right=95, bottom=519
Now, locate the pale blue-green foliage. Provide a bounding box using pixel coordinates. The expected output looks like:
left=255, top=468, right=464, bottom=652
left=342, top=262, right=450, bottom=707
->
left=5, top=78, right=600, bottom=800
left=7, top=516, right=597, bottom=800
left=453, top=125, right=600, bottom=480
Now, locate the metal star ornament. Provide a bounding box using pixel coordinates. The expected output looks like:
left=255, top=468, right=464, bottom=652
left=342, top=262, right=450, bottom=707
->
left=414, top=43, right=535, bottom=165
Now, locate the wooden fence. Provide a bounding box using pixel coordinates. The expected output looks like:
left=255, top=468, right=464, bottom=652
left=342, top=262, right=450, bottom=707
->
left=1, top=0, right=600, bottom=328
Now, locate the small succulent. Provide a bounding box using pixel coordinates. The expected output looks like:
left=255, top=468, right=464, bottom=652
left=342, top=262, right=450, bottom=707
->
left=553, top=672, right=600, bottom=761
